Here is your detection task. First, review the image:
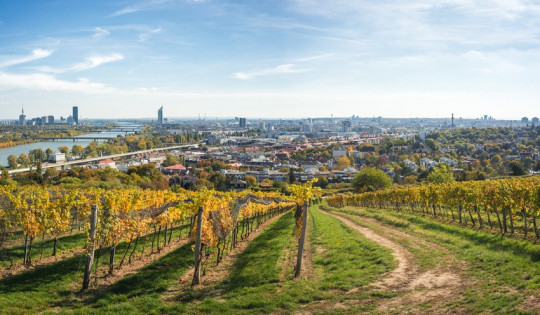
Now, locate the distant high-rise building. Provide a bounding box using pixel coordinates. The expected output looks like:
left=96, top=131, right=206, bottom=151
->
left=239, top=117, right=247, bottom=128
left=18, top=106, right=26, bottom=125
left=342, top=120, right=351, bottom=132
left=451, top=113, right=455, bottom=128
left=73, top=106, right=79, bottom=124
left=158, top=106, right=163, bottom=125
left=302, top=122, right=312, bottom=133
left=532, top=117, right=539, bottom=125
left=521, top=117, right=529, bottom=125
left=47, top=115, right=54, bottom=124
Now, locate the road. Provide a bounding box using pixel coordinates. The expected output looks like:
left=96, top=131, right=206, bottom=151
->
left=8, top=144, right=193, bottom=175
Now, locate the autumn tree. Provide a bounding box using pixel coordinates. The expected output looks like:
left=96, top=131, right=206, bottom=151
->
left=58, top=146, right=70, bottom=154
left=336, top=155, right=350, bottom=170
left=72, top=144, right=84, bottom=155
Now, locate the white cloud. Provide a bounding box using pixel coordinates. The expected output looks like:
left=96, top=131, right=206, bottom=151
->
left=0, top=49, right=53, bottom=68
left=139, top=28, right=162, bottom=41
left=294, top=53, right=335, bottom=62
left=0, top=72, right=114, bottom=93
left=71, top=54, right=124, bottom=72
left=111, top=0, right=174, bottom=16
left=93, top=27, right=110, bottom=37
left=233, top=64, right=307, bottom=80
left=36, top=53, right=124, bottom=73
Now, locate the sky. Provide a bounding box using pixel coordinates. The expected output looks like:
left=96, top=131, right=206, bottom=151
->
left=0, top=0, right=539, bottom=120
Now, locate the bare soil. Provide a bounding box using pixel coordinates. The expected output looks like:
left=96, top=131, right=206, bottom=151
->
left=321, top=208, right=468, bottom=314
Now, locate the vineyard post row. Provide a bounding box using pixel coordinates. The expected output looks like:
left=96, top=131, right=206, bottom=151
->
left=78, top=193, right=297, bottom=290
left=326, top=177, right=540, bottom=239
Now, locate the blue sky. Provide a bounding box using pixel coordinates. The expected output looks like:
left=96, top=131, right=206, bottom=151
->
left=0, top=0, right=539, bottom=120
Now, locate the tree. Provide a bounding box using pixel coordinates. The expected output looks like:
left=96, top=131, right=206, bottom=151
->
left=44, top=167, right=59, bottom=181
left=58, top=146, right=70, bottom=154
left=403, top=175, right=418, bottom=185
left=288, top=168, right=296, bottom=184
left=163, top=153, right=179, bottom=167
left=72, top=145, right=84, bottom=155
left=427, top=164, right=455, bottom=184
left=507, top=162, right=526, bottom=176
left=18, top=153, right=30, bottom=166
left=425, top=138, right=440, bottom=151
left=29, top=149, right=45, bottom=163
left=314, top=175, right=329, bottom=189
left=336, top=156, right=350, bottom=170
left=0, top=168, right=15, bottom=186
left=352, top=167, right=392, bottom=192
left=7, top=155, right=17, bottom=169
left=245, top=175, right=257, bottom=188
left=45, top=148, right=53, bottom=160
left=209, top=172, right=228, bottom=191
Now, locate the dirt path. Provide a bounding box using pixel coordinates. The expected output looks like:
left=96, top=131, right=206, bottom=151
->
left=320, top=207, right=467, bottom=314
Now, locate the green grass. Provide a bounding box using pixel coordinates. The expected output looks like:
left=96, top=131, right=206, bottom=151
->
left=68, top=242, right=194, bottom=315
left=0, top=232, right=87, bottom=268
left=181, top=207, right=394, bottom=314
left=309, top=205, right=394, bottom=291
left=0, top=207, right=405, bottom=314
left=0, top=224, right=191, bottom=314
left=326, top=205, right=540, bottom=314
left=331, top=208, right=443, bottom=270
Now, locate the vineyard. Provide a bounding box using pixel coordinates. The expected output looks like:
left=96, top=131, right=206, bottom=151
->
left=0, top=184, right=307, bottom=286
left=0, top=178, right=539, bottom=313
left=327, top=177, right=540, bottom=239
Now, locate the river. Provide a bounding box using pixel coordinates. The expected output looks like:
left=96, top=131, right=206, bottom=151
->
left=0, top=123, right=143, bottom=167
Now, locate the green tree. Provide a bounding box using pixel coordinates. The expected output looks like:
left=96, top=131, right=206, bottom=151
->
left=352, top=167, right=392, bottom=193
left=29, top=148, right=45, bottom=163
left=245, top=175, right=257, bottom=188
left=163, top=153, right=179, bottom=167
left=507, top=162, right=526, bottom=176
left=427, top=164, right=455, bottom=184
left=314, top=175, right=329, bottom=189
left=7, top=155, right=17, bottom=169
left=45, top=148, right=53, bottom=160
left=18, top=153, right=30, bottom=166
left=425, top=138, right=440, bottom=151
left=288, top=168, right=296, bottom=184
left=44, top=167, right=59, bottom=181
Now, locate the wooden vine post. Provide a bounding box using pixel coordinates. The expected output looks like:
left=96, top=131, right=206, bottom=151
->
left=82, top=204, right=98, bottom=291
left=294, top=201, right=309, bottom=278
left=192, top=206, right=204, bottom=286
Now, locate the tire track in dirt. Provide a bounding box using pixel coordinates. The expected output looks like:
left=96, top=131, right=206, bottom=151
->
left=320, top=206, right=466, bottom=314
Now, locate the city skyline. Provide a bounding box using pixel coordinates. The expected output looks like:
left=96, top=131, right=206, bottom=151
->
left=1, top=1, right=540, bottom=119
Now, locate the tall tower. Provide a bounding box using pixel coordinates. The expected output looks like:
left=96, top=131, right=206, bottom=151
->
left=19, top=105, right=26, bottom=126
left=451, top=113, right=455, bottom=128
left=158, top=106, right=163, bottom=125
left=73, top=106, right=79, bottom=125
